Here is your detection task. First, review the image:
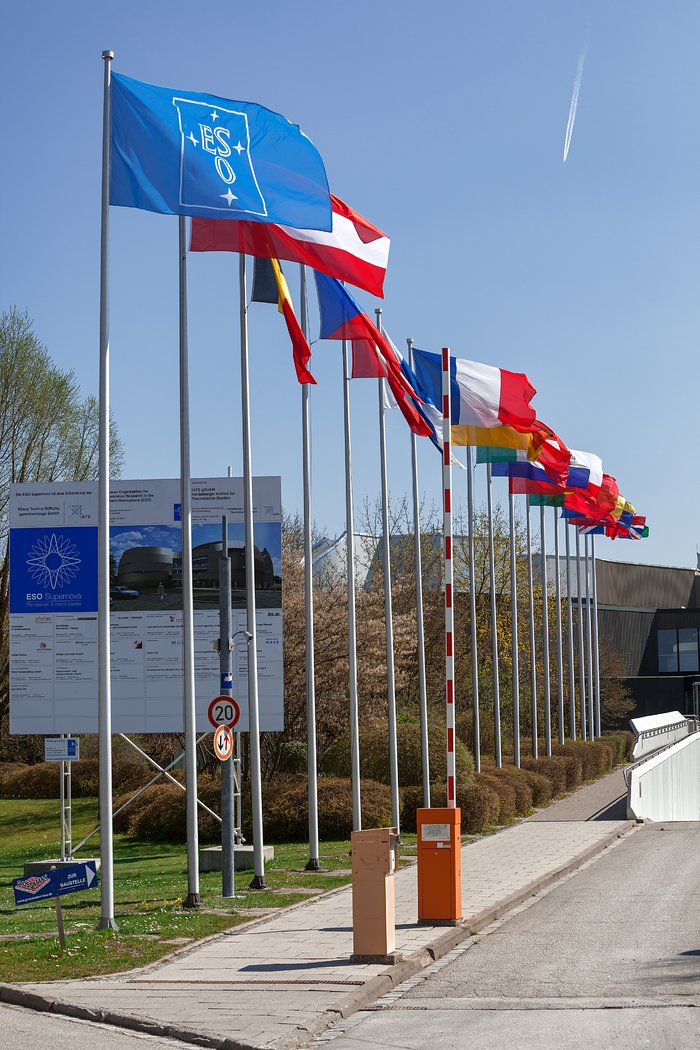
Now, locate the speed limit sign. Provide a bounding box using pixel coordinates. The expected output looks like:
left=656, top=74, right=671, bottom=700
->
left=208, top=696, right=241, bottom=730
left=213, top=725, right=234, bottom=761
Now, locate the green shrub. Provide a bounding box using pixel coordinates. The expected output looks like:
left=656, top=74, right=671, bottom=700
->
left=476, top=771, right=517, bottom=823
left=324, top=721, right=474, bottom=787
left=401, top=779, right=500, bottom=835
left=518, top=769, right=552, bottom=807
left=521, top=756, right=568, bottom=796
left=480, top=765, right=533, bottom=816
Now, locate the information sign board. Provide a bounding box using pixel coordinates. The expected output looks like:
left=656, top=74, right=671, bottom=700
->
left=13, top=861, right=98, bottom=906
left=44, top=737, right=79, bottom=762
left=9, top=478, right=283, bottom=734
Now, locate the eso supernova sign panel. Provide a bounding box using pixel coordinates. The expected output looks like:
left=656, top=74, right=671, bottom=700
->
left=9, top=478, right=283, bottom=734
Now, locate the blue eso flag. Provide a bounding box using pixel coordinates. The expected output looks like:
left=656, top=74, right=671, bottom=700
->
left=110, top=73, right=332, bottom=231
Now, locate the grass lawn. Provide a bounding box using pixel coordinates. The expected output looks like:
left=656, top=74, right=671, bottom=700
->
left=0, top=797, right=417, bottom=983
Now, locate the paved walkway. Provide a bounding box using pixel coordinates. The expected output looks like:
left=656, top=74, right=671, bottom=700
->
left=1, top=772, right=634, bottom=1050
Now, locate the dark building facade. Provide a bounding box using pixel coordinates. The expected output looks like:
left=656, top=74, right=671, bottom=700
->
left=594, top=559, right=700, bottom=719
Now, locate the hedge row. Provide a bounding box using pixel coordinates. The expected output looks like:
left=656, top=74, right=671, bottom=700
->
left=324, top=721, right=474, bottom=787
left=0, top=759, right=152, bottom=799
left=114, top=775, right=392, bottom=844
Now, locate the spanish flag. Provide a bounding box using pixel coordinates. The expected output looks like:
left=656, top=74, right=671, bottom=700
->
left=269, top=258, right=316, bottom=385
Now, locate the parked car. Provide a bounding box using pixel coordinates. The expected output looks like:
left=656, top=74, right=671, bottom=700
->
left=110, top=585, right=140, bottom=599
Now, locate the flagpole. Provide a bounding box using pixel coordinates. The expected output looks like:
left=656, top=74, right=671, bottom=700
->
left=467, top=447, right=481, bottom=772
left=486, top=463, right=502, bottom=767
left=553, top=507, right=565, bottom=745
left=591, top=534, right=602, bottom=738
left=179, top=218, right=201, bottom=909
left=584, top=532, right=595, bottom=740
left=442, top=348, right=457, bottom=805
left=239, top=253, right=267, bottom=888
left=343, top=339, right=361, bottom=830
left=525, top=498, right=538, bottom=758
left=539, top=506, right=552, bottom=756
left=407, top=339, right=431, bottom=802
left=97, top=48, right=117, bottom=930
left=299, top=265, right=319, bottom=871
left=565, top=518, right=577, bottom=741
left=375, top=309, right=400, bottom=835
left=509, top=490, right=520, bottom=767
left=575, top=526, right=587, bottom=740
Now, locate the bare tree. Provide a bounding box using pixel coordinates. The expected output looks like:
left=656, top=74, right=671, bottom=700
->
left=0, top=308, right=124, bottom=748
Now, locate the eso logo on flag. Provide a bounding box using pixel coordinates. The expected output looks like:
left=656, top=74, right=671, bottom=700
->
left=173, top=98, right=267, bottom=217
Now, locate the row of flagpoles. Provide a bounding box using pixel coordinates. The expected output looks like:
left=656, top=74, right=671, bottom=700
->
left=95, top=56, right=647, bottom=924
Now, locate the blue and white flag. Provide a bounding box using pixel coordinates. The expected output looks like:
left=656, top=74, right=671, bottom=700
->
left=110, top=73, right=332, bottom=231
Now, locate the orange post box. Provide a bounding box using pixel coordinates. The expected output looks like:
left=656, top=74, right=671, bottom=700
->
left=416, top=807, right=462, bottom=924
left=350, top=827, right=399, bottom=961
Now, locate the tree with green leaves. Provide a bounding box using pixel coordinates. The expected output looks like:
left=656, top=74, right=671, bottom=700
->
left=0, top=308, right=124, bottom=748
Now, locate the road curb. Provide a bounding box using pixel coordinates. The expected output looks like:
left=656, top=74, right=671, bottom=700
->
left=0, top=822, right=635, bottom=1050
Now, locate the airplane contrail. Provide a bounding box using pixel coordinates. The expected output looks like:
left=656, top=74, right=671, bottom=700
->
left=563, top=43, right=587, bottom=162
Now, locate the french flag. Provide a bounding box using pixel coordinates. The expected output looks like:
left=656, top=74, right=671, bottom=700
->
left=190, top=194, right=390, bottom=298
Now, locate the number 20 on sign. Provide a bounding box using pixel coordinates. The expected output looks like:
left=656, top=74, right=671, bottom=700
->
left=214, top=725, right=234, bottom=762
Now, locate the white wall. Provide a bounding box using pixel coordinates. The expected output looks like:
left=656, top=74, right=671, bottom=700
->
left=628, top=733, right=700, bottom=821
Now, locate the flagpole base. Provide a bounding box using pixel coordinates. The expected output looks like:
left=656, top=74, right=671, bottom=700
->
left=305, top=858, right=322, bottom=872
left=96, top=916, right=119, bottom=931
left=249, top=875, right=268, bottom=890
left=182, top=892, right=202, bottom=909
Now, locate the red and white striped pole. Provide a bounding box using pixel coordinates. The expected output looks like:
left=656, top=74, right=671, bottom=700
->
left=442, top=347, right=456, bottom=808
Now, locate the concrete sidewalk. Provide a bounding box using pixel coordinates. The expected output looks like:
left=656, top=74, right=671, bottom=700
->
left=1, top=777, right=634, bottom=1050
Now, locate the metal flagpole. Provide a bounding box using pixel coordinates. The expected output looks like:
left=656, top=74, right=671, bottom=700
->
left=343, top=339, right=361, bottom=830
left=299, top=265, right=320, bottom=870
left=441, top=348, right=457, bottom=805
left=540, top=506, right=552, bottom=756
left=486, top=464, right=502, bottom=767
left=553, top=508, right=565, bottom=745
left=97, top=49, right=117, bottom=930
left=219, top=515, right=235, bottom=898
left=592, top=534, right=602, bottom=738
left=179, top=217, right=201, bottom=908
left=466, top=447, right=481, bottom=771
left=565, top=518, right=577, bottom=741
left=509, top=491, right=520, bottom=767
left=575, top=526, right=587, bottom=740
left=525, top=499, right=538, bottom=758
left=239, top=253, right=267, bottom=888
left=376, top=310, right=400, bottom=835
left=584, top=533, right=595, bottom=740
left=407, top=339, right=431, bottom=803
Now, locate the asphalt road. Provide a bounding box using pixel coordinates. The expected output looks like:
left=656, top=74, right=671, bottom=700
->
left=319, top=822, right=700, bottom=1050
left=0, top=1003, right=191, bottom=1050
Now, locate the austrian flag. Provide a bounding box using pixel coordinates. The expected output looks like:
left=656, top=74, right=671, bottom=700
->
left=190, top=194, right=390, bottom=298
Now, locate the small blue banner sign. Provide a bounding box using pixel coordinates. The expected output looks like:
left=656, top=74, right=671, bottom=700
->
left=13, top=861, right=98, bottom=906
left=221, top=672, right=233, bottom=691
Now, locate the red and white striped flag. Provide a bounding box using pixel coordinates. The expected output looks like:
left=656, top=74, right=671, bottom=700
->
left=190, top=194, right=390, bottom=298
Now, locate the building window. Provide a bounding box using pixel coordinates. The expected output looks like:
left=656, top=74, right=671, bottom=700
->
left=658, top=629, right=679, bottom=673
left=657, top=627, right=700, bottom=673
left=678, top=628, right=699, bottom=673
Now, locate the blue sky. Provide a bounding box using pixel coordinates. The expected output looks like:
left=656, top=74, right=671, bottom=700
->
left=1, top=2, right=697, bottom=569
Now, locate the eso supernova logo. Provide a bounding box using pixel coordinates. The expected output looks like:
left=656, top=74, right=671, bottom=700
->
left=25, top=533, right=82, bottom=602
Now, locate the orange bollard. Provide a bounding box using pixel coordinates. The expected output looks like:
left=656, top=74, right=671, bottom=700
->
left=416, top=807, right=462, bottom=924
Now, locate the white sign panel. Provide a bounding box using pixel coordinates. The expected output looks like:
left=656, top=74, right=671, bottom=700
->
left=44, top=737, right=80, bottom=762
left=421, top=823, right=451, bottom=842
left=9, top=478, right=283, bottom=734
